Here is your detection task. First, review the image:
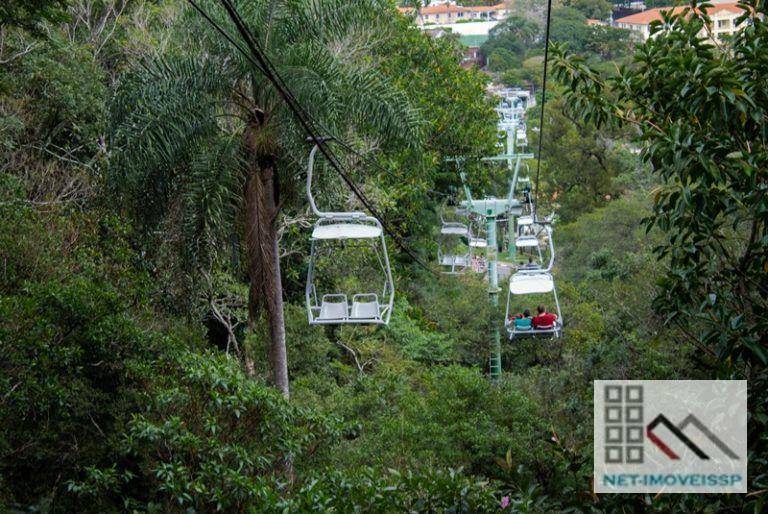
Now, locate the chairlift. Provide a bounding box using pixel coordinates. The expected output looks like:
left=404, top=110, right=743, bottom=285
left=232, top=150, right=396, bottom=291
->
left=515, top=224, right=544, bottom=267
left=305, top=143, right=394, bottom=325
left=504, top=225, right=562, bottom=339
left=468, top=214, right=488, bottom=250
left=504, top=271, right=563, bottom=339
left=438, top=220, right=471, bottom=275
left=437, top=201, right=488, bottom=274
left=517, top=214, right=534, bottom=227
left=515, top=209, right=556, bottom=265
left=516, top=130, right=527, bottom=146
left=515, top=207, right=542, bottom=248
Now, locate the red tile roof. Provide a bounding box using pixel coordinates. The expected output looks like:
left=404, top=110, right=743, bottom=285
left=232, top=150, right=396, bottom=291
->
left=615, top=2, right=744, bottom=25
left=399, top=2, right=508, bottom=16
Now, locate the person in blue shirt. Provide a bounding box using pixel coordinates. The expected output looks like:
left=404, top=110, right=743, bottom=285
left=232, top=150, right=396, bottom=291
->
left=514, top=309, right=533, bottom=330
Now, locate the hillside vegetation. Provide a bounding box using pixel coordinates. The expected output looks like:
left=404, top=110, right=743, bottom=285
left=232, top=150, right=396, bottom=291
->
left=1, top=0, right=765, bottom=512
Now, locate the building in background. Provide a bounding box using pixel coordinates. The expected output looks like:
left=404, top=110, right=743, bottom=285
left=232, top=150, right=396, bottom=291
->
left=397, top=1, right=510, bottom=27
left=397, top=0, right=510, bottom=64
left=614, top=2, right=747, bottom=42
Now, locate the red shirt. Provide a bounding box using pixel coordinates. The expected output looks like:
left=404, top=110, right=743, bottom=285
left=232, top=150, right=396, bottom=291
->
left=533, top=312, right=557, bottom=328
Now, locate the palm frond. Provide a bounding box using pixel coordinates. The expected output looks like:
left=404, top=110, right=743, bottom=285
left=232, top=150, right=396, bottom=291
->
left=182, top=135, right=245, bottom=266
left=274, top=1, right=423, bottom=145
left=108, top=54, right=237, bottom=226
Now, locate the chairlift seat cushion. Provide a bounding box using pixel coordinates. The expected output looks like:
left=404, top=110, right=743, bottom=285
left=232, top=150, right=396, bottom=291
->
left=441, top=225, right=468, bottom=235
left=313, top=223, right=381, bottom=240
left=441, top=255, right=468, bottom=267
left=469, top=238, right=487, bottom=248
left=351, top=298, right=380, bottom=319
left=515, top=235, right=539, bottom=248
left=318, top=298, right=349, bottom=320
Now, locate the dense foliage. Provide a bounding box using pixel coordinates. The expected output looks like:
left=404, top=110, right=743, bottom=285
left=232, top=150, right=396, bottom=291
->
left=553, top=0, right=768, bottom=380
left=1, top=0, right=765, bottom=511
left=554, top=0, right=768, bottom=509
left=481, top=6, right=634, bottom=88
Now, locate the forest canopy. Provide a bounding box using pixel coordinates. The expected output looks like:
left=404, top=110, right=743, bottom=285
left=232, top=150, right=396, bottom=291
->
left=1, top=0, right=765, bottom=512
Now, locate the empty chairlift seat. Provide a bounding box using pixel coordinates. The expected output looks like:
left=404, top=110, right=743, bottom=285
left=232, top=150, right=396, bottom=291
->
left=442, top=254, right=468, bottom=267
left=350, top=294, right=381, bottom=320
left=515, top=234, right=539, bottom=248
left=318, top=294, right=349, bottom=321
left=316, top=293, right=383, bottom=323
left=304, top=143, right=395, bottom=326
left=438, top=221, right=471, bottom=275
left=307, top=220, right=393, bottom=325
left=467, top=218, right=488, bottom=260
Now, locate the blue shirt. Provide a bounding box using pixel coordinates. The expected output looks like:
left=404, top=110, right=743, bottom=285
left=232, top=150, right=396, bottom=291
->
left=514, top=317, right=532, bottom=329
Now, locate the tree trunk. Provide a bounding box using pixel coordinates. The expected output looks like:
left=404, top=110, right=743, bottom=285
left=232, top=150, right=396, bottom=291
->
left=243, top=114, right=289, bottom=399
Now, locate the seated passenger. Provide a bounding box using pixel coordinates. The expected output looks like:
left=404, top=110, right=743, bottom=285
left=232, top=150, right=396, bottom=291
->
left=514, top=309, right=532, bottom=330
left=522, top=257, right=539, bottom=269
left=532, top=305, right=558, bottom=329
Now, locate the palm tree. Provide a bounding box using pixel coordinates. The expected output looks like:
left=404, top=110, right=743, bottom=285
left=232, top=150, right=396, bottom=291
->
left=108, top=0, right=420, bottom=398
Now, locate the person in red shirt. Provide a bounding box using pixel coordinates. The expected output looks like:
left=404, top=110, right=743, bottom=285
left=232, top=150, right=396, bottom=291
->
left=532, top=305, right=557, bottom=329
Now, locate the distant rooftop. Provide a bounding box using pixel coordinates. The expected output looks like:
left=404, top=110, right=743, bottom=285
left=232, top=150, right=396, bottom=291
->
left=614, top=2, right=744, bottom=25
left=397, top=2, right=508, bottom=16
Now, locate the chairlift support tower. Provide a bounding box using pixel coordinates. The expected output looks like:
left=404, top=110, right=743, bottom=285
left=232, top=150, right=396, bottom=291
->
left=443, top=89, right=536, bottom=379
left=447, top=162, right=531, bottom=379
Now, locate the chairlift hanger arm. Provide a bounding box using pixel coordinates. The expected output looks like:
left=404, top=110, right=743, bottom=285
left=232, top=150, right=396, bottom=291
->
left=507, top=155, right=521, bottom=208
left=458, top=171, right=474, bottom=210
left=307, top=142, right=367, bottom=220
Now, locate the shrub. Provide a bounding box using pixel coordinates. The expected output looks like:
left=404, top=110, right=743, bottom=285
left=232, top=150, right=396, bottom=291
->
left=68, top=351, right=342, bottom=512
left=281, top=467, right=501, bottom=513
left=0, top=278, right=174, bottom=510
